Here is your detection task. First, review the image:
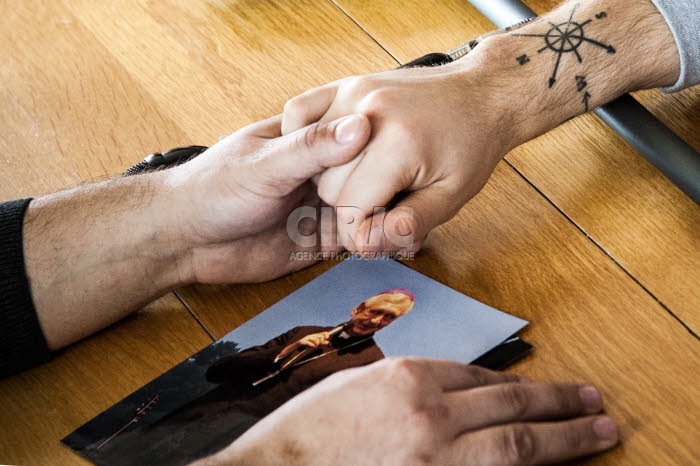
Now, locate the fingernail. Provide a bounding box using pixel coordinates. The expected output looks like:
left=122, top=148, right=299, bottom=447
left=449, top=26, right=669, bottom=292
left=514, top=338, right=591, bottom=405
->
left=334, top=115, right=363, bottom=145
left=579, top=385, right=603, bottom=412
left=593, top=417, right=618, bottom=441
left=395, top=216, right=413, bottom=237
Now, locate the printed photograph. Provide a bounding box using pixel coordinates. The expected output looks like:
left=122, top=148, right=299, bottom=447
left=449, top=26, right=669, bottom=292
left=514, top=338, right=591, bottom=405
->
left=63, top=258, right=527, bottom=465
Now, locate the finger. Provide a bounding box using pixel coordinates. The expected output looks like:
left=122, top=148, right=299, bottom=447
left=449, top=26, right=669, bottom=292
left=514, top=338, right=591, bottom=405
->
left=344, top=183, right=460, bottom=253
left=282, top=84, right=339, bottom=135
left=455, top=416, right=619, bottom=465
left=331, top=158, right=410, bottom=253
left=340, top=208, right=420, bottom=254
left=255, top=114, right=371, bottom=196
left=311, top=335, right=325, bottom=346
left=382, top=184, right=462, bottom=251
left=275, top=343, right=300, bottom=362
left=446, top=383, right=604, bottom=435
left=332, top=144, right=410, bottom=218
left=240, top=114, right=284, bottom=139
left=353, top=204, right=424, bottom=253
left=314, top=156, right=367, bottom=206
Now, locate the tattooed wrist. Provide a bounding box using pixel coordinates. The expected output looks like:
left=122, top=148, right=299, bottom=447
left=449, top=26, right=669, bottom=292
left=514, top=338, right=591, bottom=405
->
left=455, top=0, right=680, bottom=148
left=511, top=3, right=616, bottom=112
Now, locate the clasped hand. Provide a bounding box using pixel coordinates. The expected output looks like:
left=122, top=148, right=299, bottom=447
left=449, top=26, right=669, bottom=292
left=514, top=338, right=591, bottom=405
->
left=281, top=60, right=519, bottom=253
left=165, top=113, right=371, bottom=284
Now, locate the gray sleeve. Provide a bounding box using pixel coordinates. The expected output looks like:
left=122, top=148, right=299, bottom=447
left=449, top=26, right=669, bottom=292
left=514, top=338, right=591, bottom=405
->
left=650, top=0, right=700, bottom=92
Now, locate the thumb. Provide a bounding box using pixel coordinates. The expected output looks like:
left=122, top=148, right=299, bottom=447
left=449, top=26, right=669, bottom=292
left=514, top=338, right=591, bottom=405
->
left=260, top=114, right=371, bottom=194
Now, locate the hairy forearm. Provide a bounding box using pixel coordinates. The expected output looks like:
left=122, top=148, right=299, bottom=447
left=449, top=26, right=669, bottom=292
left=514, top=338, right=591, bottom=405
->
left=23, top=172, right=191, bottom=350
left=454, top=0, right=679, bottom=148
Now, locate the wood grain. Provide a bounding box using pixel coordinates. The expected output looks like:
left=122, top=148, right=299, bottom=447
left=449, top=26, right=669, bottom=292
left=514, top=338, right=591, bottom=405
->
left=1, top=0, right=698, bottom=465
left=174, top=1, right=699, bottom=463
left=61, top=0, right=397, bottom=144
left=0, top=0, right=394, bottom=463
left=332, top=0, right=700, bottom=332
left=0, top=1, right=188, bottom=198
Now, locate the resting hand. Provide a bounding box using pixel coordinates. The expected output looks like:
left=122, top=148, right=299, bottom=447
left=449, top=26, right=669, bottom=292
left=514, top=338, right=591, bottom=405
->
left=202, top=358, right=619, bottom=465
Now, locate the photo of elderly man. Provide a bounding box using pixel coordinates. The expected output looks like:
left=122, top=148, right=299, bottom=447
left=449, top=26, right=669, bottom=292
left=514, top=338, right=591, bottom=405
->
left=95, top=289, right=414, bottom=465
left=208, top=288, right=415, bottom=389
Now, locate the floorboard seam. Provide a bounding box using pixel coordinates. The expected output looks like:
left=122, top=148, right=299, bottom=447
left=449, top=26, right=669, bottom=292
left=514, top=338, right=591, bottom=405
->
left=329, top=0, right=402, bottom=66
left=503, top=158, right=699, bottom=341
left=173, top=290, right=216, bottom=342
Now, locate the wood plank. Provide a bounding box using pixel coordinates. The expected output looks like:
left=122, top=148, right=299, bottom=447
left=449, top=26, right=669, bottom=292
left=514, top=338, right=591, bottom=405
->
left=0, top=0, right=188, bottom=198
left=61, top=0, right=397, bottom=145
left=2, top=0, right=697, bottom=465
left=332, top=0, right=700, bottom=331
left=0, top=294, right=213, bottom=465
left=508, top=116, right=700, bottom=331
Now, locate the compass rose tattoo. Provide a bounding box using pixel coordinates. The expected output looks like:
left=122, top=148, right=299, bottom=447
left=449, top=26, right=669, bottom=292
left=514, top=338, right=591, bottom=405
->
left=512, top=4, right=615, bottom=111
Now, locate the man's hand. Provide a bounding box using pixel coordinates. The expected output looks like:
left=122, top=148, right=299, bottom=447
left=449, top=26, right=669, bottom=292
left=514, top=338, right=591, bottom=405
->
left=165, top=114, right=371, bottom=284
left=200, top=358, right=619, bottom=465
left=281, top=0, right=679, bottom=253
left=23, top=114, right=370, bottom=350
left=275, top=331, right=331, bottom=362
left=282, top=64, right=509, bottom=252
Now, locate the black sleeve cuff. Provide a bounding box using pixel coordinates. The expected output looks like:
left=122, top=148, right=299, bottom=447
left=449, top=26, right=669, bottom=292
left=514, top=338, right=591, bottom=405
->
left=0, top=198, right=52, bottom=379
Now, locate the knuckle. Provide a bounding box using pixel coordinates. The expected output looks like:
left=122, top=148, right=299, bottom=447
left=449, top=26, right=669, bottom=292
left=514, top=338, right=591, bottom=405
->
left=341, top=75, right=374, bottom=97
left=380, top=357, right=423, bottom=388
left=283, top=95, right=304, bottom=118
left=500, top=384, right=530, bottom=419
left=358, top=88, right=394, bottom=115
left=299, top=122, right=323, bottom=151
left=408, top=407, right=436, bottom=433
left=403, top=405, right=448, bottom=463
left=409, top=401, right=450, bottom=432
left=561, top=423, right=585, bottom=451
left=502, top=424, right=536, bottom=465
left=464, top=365, right=489, bottom=387
left=554, top=385, right=579, bottom=413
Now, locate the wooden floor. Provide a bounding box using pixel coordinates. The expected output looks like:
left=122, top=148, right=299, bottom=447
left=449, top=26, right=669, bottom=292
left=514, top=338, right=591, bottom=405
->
left=1, top=1, right=698, bottom=464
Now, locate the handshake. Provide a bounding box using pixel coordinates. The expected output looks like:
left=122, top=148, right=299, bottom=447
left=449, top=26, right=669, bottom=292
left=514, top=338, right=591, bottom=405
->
left=166, top=56, right=519, bottom=285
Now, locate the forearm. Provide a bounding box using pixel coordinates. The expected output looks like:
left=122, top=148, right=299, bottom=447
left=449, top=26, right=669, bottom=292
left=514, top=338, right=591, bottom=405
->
left=452, top=0, right=680, bottom=148
left=17, top=114, right=370, bottom=353
left=23, top=172, right=192, bottom=350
